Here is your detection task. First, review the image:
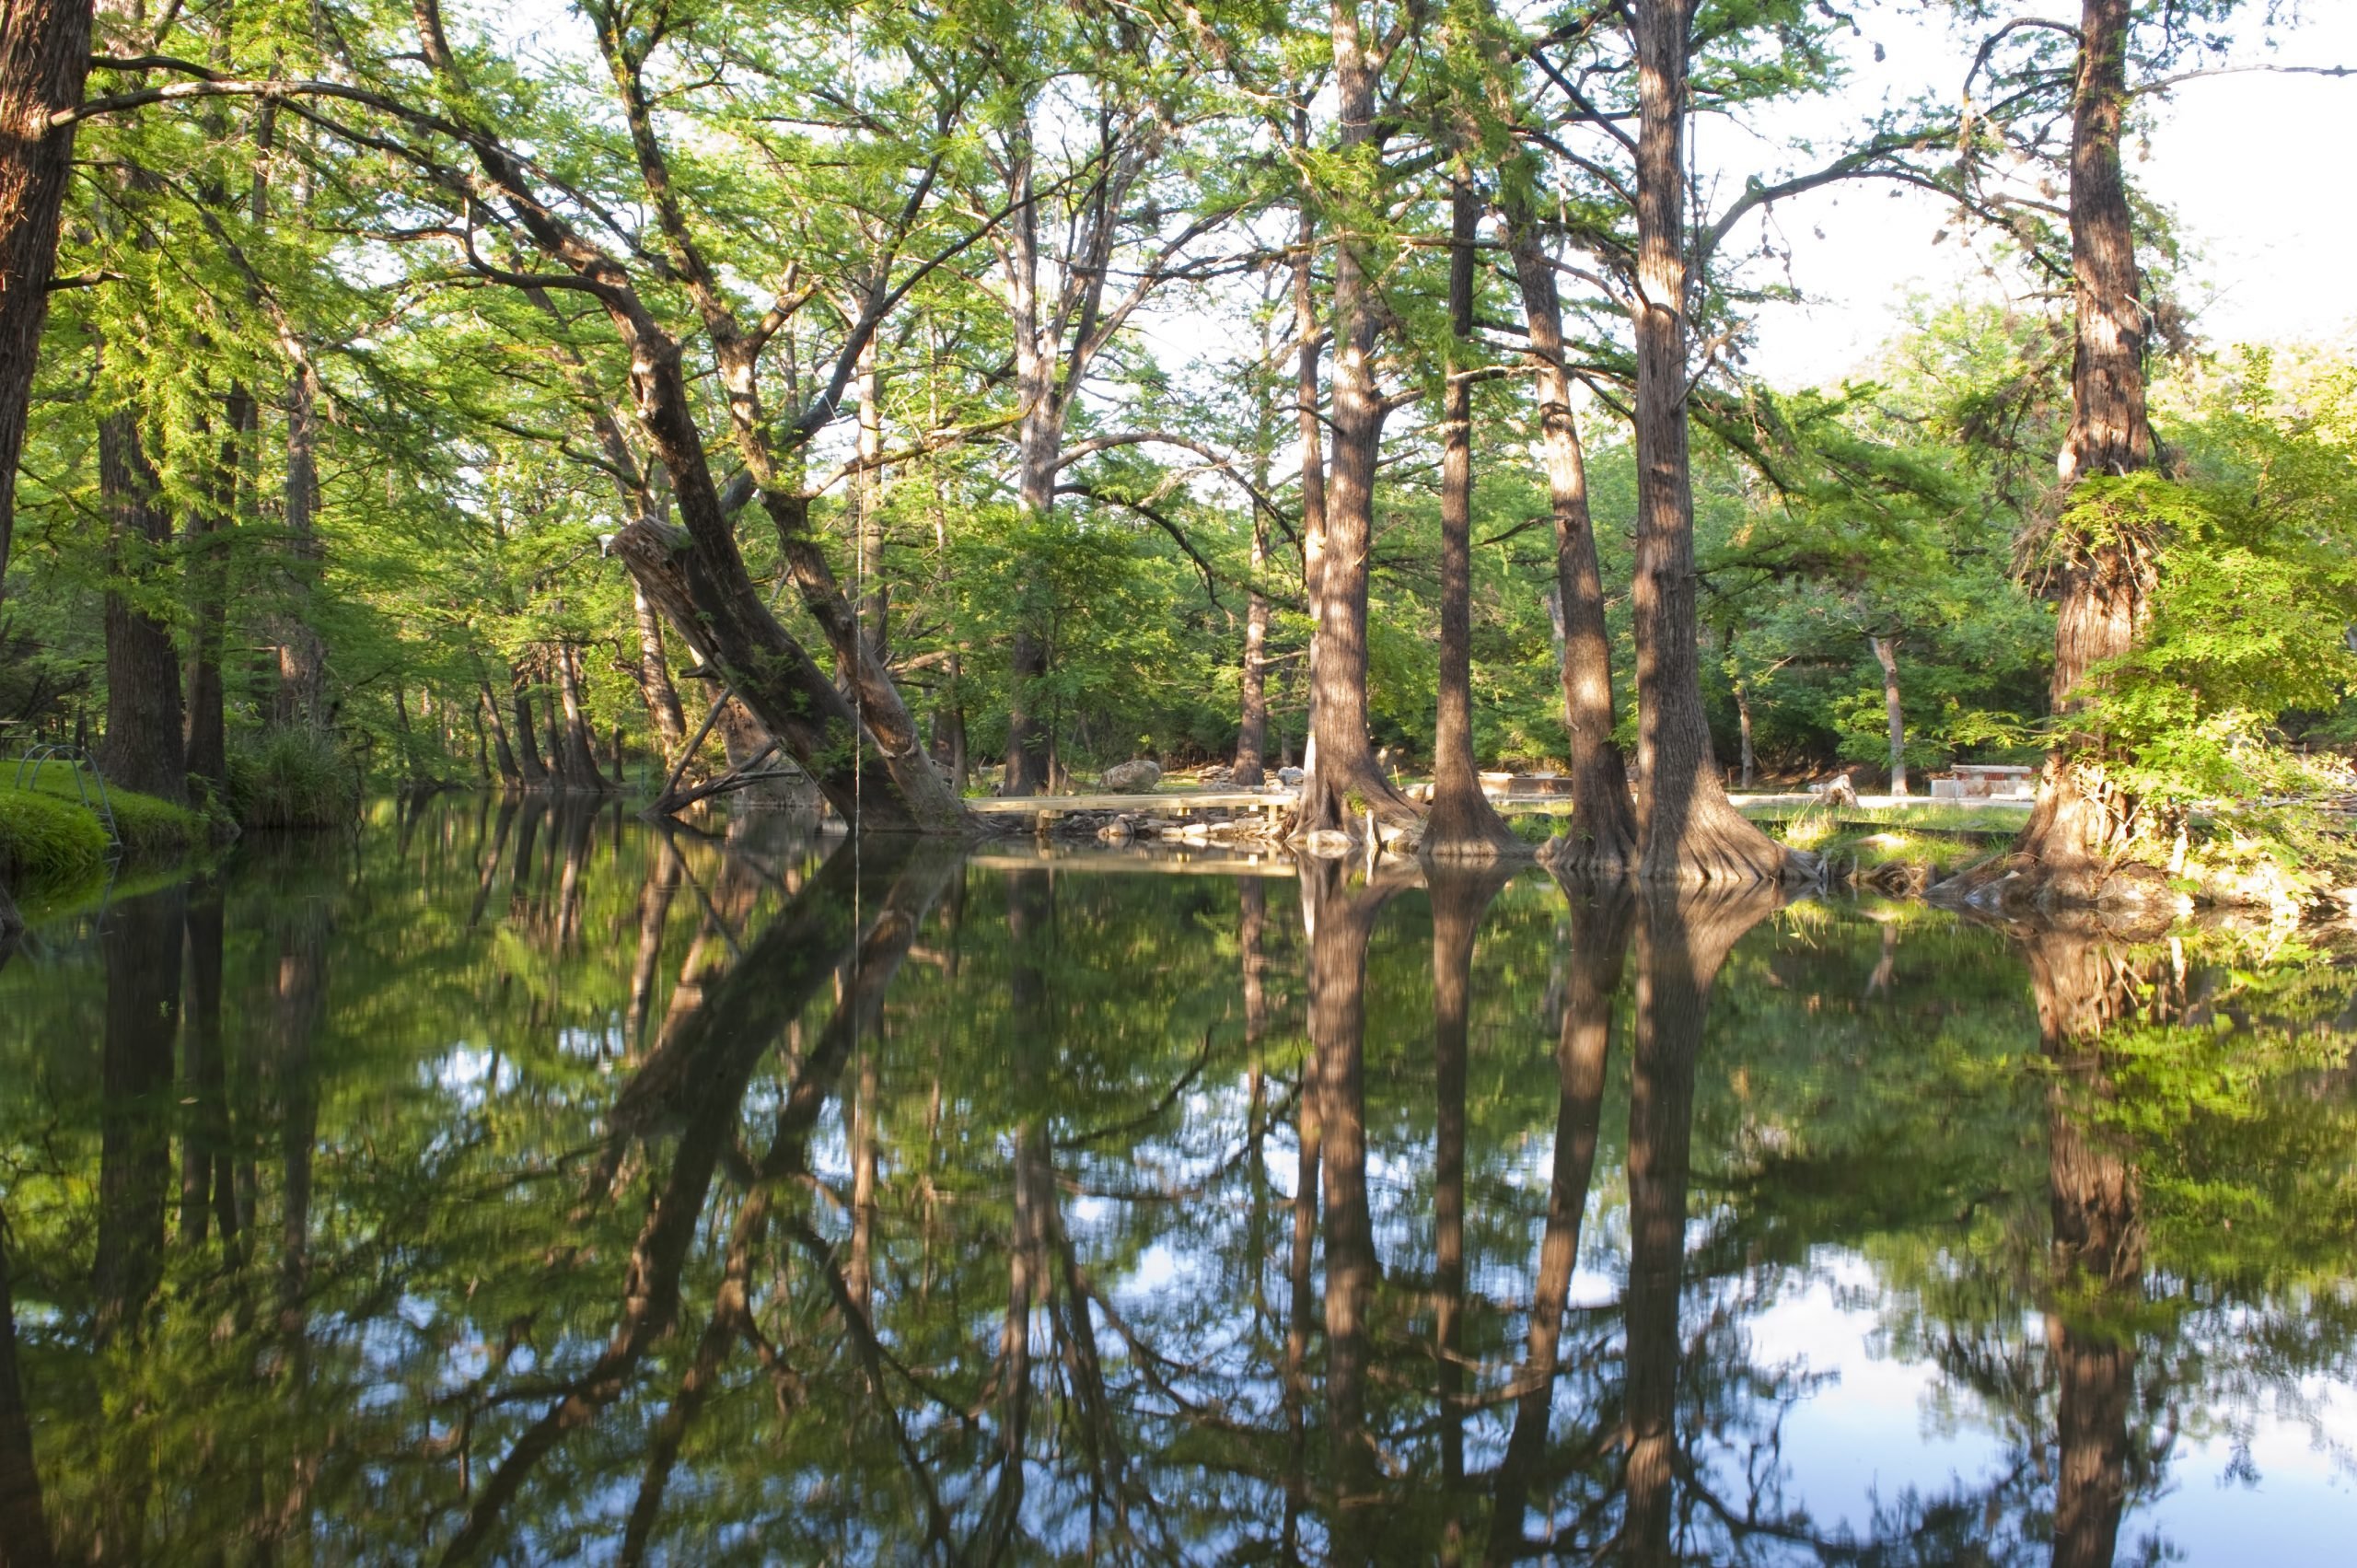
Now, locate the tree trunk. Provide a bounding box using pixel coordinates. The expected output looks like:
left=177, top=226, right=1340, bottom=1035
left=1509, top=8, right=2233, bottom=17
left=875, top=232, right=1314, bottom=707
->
left=96, top=407, right=188, bottom=803
left=1302, top=0, right=1422, bottom=840
left=0, top=0, right=95, bottom=604
left=630, top=584, right=687, bottom=762
left=1234, top=363, right=1274, bottom=787
left=1293, top=180, right=1329, bottom=791
left=1627, top=0, right=1789, bottom=884
left=508, top=668, right=548, bottom=788
left=270, top=359, right=328, bottom=731
left=1510, top=228, right=1640, bottom=870
left=2017, top=0, right=2154, bottom=893
left=554, top=643, right=610, bottom=791
left=851, top=335, right=888, bottom=661
left=184, top=392, right=249, bottom=798
left=1862, top=634, right=1905, bottom=796
left=614, top=517, right=963, bottom=830
left=1426, top=180, right=1517, bottom=860
left=479, top=674, right=520, bottom=784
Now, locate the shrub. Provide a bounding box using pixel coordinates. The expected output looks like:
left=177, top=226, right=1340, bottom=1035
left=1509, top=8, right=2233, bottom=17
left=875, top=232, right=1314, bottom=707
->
left=229, top=728, right=359, bottom=828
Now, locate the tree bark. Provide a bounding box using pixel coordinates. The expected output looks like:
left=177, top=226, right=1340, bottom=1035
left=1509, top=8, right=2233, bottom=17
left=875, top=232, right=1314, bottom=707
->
left=630, top=585, right=687, bottom=763
left=270, top=358, right=328, bottom=731
left=1504, top=211, right=1638, bottom=872
left=1870, top=634, right=1907, bottom=796
left=2017, top=0, right=2154, bottom=891
left=614, top=519, right=963, bottom=829
left=1301, top=0, right=1422, bottom=840
left=183, top=392, right=249, bottom=797
left=96, top=407, right=188, bottom=803
left=1627, top=0, right=1790, bottom=884
left=1294, top=180, right=1329, bottom=791
left=0, top=0, right=94, bottom=604
left=1234, top=340, right=1276, bottom=787
left=554, top=642, right=611, bottom=792
left=508, top=668, right=549, bottom=788
left=479, top=673, right=520, bottom=784
left=1426, top=180, right=1518, bottom=860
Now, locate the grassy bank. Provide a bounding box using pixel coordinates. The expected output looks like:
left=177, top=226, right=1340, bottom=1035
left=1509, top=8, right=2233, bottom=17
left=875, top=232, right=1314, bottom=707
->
left=0, top=767, right=211, bottom=904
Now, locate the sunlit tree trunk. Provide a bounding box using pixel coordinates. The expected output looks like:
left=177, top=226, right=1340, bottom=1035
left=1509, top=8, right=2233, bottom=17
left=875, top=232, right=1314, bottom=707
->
left=1626, top=0, right=1790, bottom=884
left=1871, top=635, right=1907, bottom=796
left=2017, top=0, right=2154, bottom=892
left=183, top=391, right=247, bottom=799
left=269, top=355, right=328, bottom=731
left=1503, top=214, right=1637, bottom=871
left=1427, top=180, right=1517, bottom=861
left=1293, top=180, right=1329, bottom=793
left=507, top=668, right=548, bottom=789
left=1300, top=0, right=1422, bottom=840
left=630, top=586, right=687, bottom=764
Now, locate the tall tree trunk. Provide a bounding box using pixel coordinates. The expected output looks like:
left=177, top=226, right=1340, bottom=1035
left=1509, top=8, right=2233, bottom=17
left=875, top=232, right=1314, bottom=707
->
left=555, top=643, right=610, bottom=791
left=184, top=392, right=249, bottom=798
left=1504, top=215, right=1638, bottom=871
left=1626, top=0, right=1789, bottom=884
left=1293, top=177, right=1329, bottom=791
left=480, top=678, right=519, bottom=784
left=1871, top=634, right=1907, bottom=796
left=0, top=0, right=94, bottom=605
left=2016, top=0, right=2154, bottom=893
left=851, top=334, right=888, bottom=661
left=630, top=585, right=687, bottom=763
left=1302, top=0, right=1421, bottom=839
left=270, top=358, right=329, bottom=731
left=508, top=668, right=549, bottom=788
left=96, top=406, right=188, bottom=803
left=1234, top=344, right=1275, bottom=787
left=1426, top=179, right=1517, bottom=860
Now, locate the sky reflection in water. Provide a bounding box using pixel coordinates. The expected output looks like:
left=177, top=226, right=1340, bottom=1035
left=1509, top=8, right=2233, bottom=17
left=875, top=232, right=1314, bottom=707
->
left=2, top=794, right=2354, bottom=1565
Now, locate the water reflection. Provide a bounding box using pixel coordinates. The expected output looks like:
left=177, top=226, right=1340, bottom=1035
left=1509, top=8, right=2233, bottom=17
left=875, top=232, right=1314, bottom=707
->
left=0, top=798, right=2353, bottom=1563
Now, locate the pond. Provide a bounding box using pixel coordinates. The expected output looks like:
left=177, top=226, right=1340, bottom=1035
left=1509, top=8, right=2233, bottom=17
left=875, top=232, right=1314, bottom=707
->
left=2, top=795, right=2354, bottom=1565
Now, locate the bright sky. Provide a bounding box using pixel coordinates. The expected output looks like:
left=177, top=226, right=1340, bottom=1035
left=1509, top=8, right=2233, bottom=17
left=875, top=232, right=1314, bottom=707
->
left=1731, top=3, right=2357, bottom=388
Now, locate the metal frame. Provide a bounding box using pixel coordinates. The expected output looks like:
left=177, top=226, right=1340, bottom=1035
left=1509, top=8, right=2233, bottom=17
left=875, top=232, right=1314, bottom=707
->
left=9, top=740, right=121, bottom=853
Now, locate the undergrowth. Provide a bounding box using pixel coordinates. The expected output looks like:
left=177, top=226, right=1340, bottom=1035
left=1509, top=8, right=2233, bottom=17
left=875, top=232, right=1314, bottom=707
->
left=231, top=728, right=358, bottom=828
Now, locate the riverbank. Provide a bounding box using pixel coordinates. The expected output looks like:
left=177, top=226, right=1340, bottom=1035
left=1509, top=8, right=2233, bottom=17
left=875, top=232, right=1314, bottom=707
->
left=0, top=770, right=212, bottom=913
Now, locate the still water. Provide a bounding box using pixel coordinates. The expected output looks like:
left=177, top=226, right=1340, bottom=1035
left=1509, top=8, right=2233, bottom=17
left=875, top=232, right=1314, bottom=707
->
left=3, top=796, right=2355, bottom=1565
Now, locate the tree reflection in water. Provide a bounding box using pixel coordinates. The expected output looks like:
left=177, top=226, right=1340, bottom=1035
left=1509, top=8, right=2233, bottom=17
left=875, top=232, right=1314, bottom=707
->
left=0, top=799, right=2353, bottom=1563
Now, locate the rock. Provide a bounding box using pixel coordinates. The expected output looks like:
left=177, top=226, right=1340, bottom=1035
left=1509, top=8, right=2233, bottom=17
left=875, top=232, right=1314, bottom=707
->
left=1097, top=816, right=1135, bottom=845
left=1301, top=829, right=1353, bottom=858
left=1808, top=772, right=1860, bottom=807
left=1277, top=766, right=1306, bottom=786
left=1097, top=759, right=1163, bottom=794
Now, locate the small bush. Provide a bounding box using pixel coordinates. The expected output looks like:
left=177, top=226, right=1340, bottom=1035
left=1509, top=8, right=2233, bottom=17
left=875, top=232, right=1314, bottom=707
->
left=0, top=785, right=110, bottom=894
left=229, top=728, right=358, bottom=828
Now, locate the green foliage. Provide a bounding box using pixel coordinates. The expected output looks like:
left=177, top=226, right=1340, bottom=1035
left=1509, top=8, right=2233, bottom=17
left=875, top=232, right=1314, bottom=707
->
left=228, top=729, right=360, bottom=829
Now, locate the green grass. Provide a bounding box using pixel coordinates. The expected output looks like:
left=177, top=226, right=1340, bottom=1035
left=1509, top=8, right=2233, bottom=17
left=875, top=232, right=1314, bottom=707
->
left=1752, top=801, right=2022, bottom=880
left=0, top=784, right=110, bottom=896
left=1, top=761, right=209, bottom=871
left=230, top=728, right=359, bottom=828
